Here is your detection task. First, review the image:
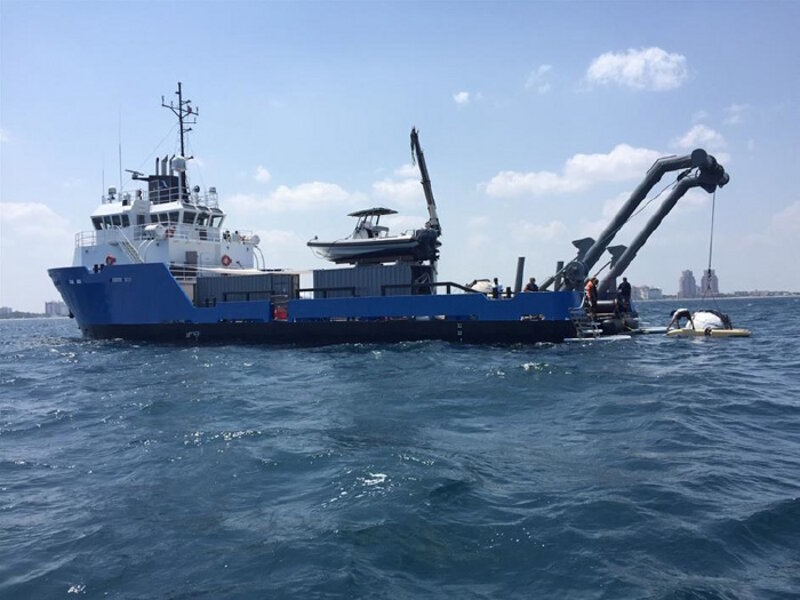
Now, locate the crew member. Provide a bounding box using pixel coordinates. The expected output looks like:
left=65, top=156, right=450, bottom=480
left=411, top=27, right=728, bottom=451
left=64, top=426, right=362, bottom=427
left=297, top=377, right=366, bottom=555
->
left=492, top=277, right=503, bottom=299
left=585, top=277, right=598, bottom=316
left=524, top=277, right=538, bottom=292
left=617, top=277, right=632, bottom=312
left=667, top=308, right=694, bottom=331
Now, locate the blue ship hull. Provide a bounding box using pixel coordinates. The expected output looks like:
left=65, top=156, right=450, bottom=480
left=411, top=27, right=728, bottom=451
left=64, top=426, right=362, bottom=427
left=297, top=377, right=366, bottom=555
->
left=49, top=264, right=582, bottom=345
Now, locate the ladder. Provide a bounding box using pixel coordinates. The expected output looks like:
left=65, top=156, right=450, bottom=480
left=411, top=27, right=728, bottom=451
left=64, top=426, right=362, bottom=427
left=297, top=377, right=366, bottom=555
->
left=569, top=306, right=601, bottom=338
left=111, top=236, right=144, bottom=264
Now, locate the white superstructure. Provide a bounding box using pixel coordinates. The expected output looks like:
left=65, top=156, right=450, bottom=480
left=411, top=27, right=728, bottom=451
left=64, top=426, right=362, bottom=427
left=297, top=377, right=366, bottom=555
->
left=74, top=181, right=262, bottom=275
left=73, top=82, right=263, bottom=279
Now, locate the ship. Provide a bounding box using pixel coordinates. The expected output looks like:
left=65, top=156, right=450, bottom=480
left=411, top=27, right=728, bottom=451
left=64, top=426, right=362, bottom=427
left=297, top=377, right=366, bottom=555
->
left=48, top=83, right=730, bottom=345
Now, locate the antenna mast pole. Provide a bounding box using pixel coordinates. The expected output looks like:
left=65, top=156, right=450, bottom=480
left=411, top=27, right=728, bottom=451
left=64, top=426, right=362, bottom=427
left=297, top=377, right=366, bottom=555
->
left=161, top=82, right=198, bottom=195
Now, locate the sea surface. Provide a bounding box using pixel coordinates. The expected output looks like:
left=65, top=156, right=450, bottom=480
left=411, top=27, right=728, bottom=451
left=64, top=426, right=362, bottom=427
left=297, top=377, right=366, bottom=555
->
left=1, top=297, right=799, bottom=599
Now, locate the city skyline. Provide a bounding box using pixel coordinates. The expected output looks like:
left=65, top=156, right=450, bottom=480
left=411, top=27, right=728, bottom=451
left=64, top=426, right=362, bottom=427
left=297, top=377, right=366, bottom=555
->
left=2, top=2, right=799, bottom=311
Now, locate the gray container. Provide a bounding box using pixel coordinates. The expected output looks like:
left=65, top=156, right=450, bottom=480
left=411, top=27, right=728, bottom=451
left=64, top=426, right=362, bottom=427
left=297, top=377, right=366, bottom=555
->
left=312, top=264, right=435, bottom=299
left=196, top=272, right=299, bottom=305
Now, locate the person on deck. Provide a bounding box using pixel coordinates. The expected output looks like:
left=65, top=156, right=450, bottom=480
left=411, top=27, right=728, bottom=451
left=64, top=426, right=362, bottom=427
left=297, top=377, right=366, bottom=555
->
left=617, top=277, right=632, bottom=312
left=584, top=277, right=598, bottom=317
left=667, top=308, right=694, bottom=331
left=492, top=277, right=503, bottom=299
left=524, top=277, right=539, bottom=292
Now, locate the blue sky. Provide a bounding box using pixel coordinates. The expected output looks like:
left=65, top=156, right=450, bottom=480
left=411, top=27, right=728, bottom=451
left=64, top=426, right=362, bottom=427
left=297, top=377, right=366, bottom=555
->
left=1, top=1, right=798, bottom=311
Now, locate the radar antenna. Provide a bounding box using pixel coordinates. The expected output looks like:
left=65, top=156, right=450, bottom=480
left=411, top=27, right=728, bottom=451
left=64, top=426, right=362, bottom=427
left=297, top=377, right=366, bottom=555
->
left=161, top=82, right=198, bottom=195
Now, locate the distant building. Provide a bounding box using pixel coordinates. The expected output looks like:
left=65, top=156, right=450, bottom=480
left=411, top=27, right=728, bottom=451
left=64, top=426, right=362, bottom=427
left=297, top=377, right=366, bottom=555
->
left=678, top=270, right=697, bottom=298
left=45, top=301, right=69, bottom=317
left=632, top=285, right=663, bottom=300
left=0, top=306, right=12, bottom=317
left=700, top=269, right=719, bottom=295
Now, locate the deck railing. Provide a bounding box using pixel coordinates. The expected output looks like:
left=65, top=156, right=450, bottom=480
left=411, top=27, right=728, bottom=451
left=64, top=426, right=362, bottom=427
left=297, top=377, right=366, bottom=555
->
left=101, top=186, right=220, bottom=209
left=75, top=225, right=255, bottom=248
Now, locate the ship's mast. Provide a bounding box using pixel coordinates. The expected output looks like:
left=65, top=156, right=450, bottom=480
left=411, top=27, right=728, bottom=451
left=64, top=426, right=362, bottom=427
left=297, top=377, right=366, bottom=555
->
left=161, top=82, right=198, bottom=196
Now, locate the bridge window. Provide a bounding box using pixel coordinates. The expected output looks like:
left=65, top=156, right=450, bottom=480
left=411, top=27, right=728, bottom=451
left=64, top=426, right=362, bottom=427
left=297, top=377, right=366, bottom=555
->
left=169, top=211, right=179, bottom=224
left=92, top=217, right=102, bottom=231
left=111, top=215, right=121, bottom=227
left=182, top=211, right=196, bottom=225
left=137, top=214, right=145, bottom=226
left=121, top=214, right=130, bottom=227
left=210, top=215, right=223, bottom=228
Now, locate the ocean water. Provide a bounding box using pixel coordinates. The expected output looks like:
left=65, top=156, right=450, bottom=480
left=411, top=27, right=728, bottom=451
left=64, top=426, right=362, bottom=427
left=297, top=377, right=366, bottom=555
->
left=1, top=297, right=799, bottom=599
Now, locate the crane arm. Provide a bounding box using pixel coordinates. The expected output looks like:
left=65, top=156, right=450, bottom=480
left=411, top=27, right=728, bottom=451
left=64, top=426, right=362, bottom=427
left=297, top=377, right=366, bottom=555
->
left=410, top=128, right=441, bottom=234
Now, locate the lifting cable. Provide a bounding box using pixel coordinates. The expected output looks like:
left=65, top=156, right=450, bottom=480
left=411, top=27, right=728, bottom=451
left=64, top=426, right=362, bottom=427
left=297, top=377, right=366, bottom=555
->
left=702, top=189, right=724, bottom=312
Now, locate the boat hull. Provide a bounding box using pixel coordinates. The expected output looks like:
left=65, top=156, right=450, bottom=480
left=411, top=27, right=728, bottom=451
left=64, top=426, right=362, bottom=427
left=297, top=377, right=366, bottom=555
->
left=666, top=328, right=751, bottom=337
left=307, top=228, right=440, bottom=264
left=49, top=263, right=582, bottom=345
left=78, top=318, right=573, bottom=345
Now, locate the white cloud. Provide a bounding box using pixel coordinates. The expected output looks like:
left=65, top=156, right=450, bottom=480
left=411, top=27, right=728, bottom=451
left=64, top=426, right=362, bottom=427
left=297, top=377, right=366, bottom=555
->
left=771, top=201, right=800, bottom=236
left=0, top=202, right=71, bottom=237
left=485, top=144, right=662, bottom=198
left=670, top=188, right=711, bottom=216
left=453, top=91, right=471, bottom=105
left=692, top=110, right=709, bottom=123
left=564, top=144, right=663, bottom=181
left=674, top=124, right=726, bottom=151
left=723, top=103, right=749, bottom=125
left=485, top=169, right=583, bottom=197
left=394, top=163, right=418, bottom=178
left=512, top=219, right=567, bottom=242
left=372, top=178, right=420, bottom=207
left=0, top=202, right=74, bottom=312
left=371, top=164, right=424, bottom=209
left=258, top=229, right=302, bottom=246
left=587, top=47, right=688, bottom=91
left=254, top=166, right=272, bottom=183
left=227, top=181, right=360, bottom=213
left=525, top=65, right=553, bottom=94
left=468, top=232, right=490, bottom=249
left=383, top=214, right=427, bottom=234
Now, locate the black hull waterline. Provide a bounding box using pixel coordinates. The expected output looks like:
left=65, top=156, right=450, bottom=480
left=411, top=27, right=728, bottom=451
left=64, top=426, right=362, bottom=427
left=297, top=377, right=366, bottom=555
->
left=80, top=319, right=574, bottom=346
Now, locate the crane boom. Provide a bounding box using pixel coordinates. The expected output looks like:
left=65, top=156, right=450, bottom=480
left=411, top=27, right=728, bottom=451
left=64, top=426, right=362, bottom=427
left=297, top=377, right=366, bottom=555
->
left=539, top=149, right=727, bottom=291
left=410, top=128, right=441, bottom=234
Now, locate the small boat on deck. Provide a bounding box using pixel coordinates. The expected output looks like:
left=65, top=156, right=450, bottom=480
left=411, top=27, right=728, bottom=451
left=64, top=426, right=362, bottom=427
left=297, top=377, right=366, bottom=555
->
left=308, top=127, right=442, bottom=266
left=307, top=207, right=441, bottom=264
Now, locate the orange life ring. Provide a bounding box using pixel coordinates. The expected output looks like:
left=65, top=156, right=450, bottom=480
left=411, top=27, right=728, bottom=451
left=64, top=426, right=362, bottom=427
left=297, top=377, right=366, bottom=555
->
left=221, top=254, right=232, bottom=267
left=105, top=255, right=116, bottom=266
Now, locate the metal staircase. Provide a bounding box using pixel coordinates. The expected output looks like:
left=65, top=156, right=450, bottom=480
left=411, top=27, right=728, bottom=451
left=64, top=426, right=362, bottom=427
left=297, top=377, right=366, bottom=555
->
left=569, top=306, right=601, bottom=338
left=111, top=229, right=145, bottom=263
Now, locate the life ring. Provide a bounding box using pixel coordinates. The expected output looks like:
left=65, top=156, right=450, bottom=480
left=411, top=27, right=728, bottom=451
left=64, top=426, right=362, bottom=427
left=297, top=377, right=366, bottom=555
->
left=105, top=255, right=116, bottom=266
left=221, top=254, right=232, bottom=267
left=166, top=226, right=175, bottom=238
